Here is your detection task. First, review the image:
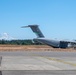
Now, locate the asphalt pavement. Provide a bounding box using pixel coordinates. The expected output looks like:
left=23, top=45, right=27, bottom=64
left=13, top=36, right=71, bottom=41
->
left=0, top=51, right=76, bottom=75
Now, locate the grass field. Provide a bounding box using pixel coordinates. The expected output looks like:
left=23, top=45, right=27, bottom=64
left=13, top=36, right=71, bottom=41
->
left=0, top=45, right=76, bottom=52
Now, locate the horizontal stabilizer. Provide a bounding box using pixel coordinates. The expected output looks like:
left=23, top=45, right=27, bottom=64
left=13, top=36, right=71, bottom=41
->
left=21, top=25, right=44, bottom=38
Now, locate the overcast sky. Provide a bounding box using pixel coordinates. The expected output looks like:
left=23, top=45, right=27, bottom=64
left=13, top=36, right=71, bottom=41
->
left=0, top=0, right=76, bottom=40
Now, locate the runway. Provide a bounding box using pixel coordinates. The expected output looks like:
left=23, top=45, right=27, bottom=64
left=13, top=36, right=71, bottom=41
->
left=1, top=70, right=76, bottom=75
left=0, top=51, right=76, bottom=75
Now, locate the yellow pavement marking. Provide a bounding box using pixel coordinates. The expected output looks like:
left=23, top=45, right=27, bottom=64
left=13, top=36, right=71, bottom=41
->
left=31, top=54, right=76, bottom=67
left=42, top=57, right=76, bottom=67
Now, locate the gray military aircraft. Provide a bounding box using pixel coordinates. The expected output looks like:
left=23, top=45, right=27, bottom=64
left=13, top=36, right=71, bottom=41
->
left=21, top=25, right=76, bottom=48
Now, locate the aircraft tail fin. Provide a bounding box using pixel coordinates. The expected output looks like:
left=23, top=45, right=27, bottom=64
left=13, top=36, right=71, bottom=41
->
left=21, top=25, right=44, bottom=38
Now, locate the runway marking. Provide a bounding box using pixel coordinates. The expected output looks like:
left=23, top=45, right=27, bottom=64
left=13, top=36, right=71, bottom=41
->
left=42, top=57, right=76, bottom=67
left=25, top=54, right=76, bottom=67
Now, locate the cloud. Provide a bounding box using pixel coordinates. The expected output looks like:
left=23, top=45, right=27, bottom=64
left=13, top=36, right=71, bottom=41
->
left=0, top=33, right=17, bottom=40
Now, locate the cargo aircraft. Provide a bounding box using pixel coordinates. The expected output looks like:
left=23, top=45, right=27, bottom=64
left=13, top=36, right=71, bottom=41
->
left=21, top=25, right=76, bottom=48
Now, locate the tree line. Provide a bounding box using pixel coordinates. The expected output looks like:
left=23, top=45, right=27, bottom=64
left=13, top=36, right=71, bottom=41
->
left=0, top=39, right=43, bottom=45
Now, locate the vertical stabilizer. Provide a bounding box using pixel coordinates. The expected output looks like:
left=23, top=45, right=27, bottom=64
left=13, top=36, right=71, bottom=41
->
left=21, top=25, right=44, bottom=38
